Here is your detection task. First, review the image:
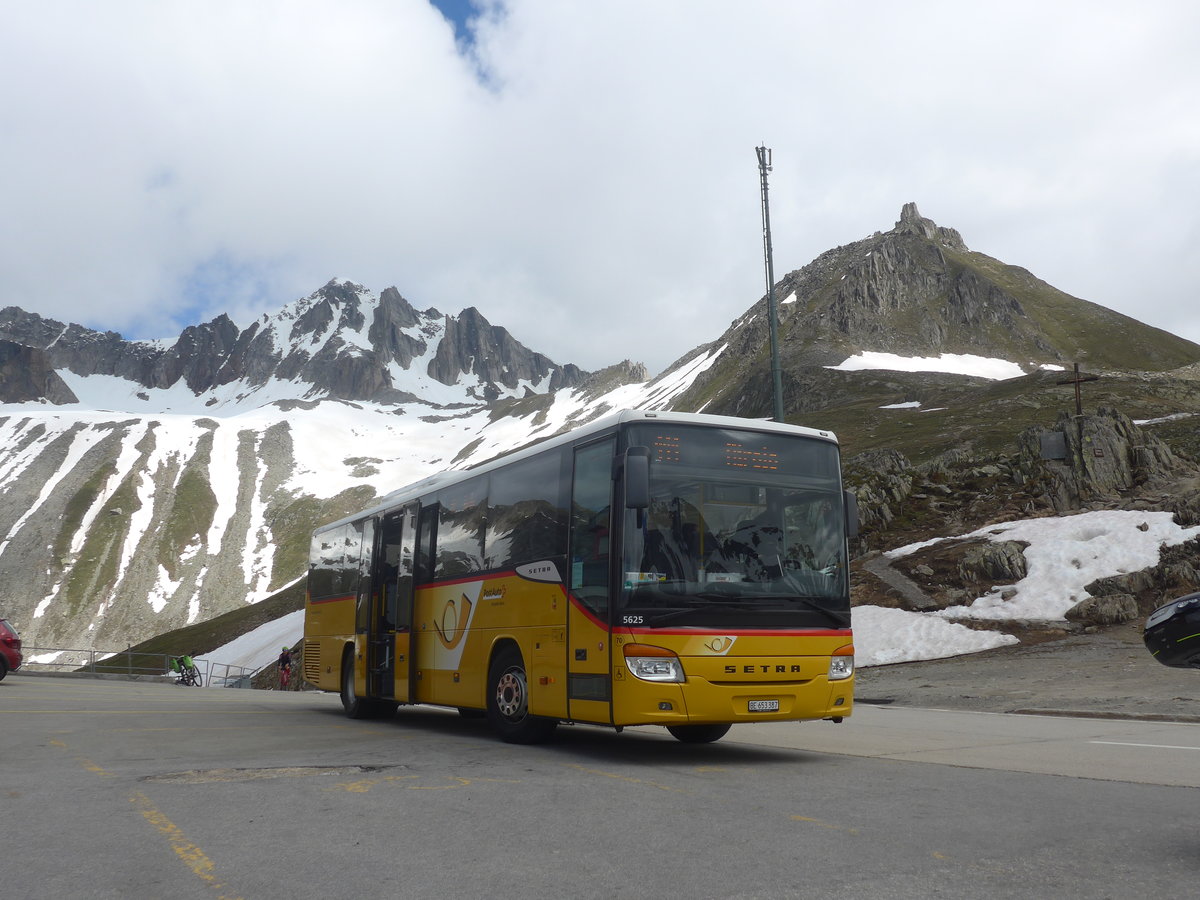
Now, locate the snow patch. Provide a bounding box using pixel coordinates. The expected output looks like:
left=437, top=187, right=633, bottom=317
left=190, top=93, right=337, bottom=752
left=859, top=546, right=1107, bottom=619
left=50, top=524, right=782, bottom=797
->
left=827, top=352, right=1026, bottom=380
left=886, top=510, right=1200, bottom=622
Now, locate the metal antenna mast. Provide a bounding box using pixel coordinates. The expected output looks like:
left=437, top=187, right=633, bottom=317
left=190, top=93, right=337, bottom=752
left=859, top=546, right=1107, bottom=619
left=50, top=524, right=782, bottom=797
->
left=756, top=145, right=785, bottom=422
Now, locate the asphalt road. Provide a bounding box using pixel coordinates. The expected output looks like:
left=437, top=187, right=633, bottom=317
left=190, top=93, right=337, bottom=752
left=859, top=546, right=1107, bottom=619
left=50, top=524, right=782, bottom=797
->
left=5, top=674, right=1200, bottom=899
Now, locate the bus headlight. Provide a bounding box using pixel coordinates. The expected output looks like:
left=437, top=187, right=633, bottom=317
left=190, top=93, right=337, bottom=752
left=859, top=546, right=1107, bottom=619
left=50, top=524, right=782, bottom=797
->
left=829, top=645, right=855, bottom=681
left=623, top=644, right=686, bottom=683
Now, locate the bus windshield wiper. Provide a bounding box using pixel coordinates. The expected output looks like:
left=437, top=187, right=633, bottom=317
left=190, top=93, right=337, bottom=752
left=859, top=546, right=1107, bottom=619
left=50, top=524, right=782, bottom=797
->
left=641, top=603, right=749, bottom=626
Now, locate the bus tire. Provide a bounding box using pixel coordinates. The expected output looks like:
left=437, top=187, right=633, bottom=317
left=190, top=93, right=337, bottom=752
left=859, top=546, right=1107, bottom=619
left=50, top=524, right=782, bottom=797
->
left=486, top=646, right=557, bottom=744
left=340, top=647, right=371, bottom=719
left=667, top=724, right=731, bottom=744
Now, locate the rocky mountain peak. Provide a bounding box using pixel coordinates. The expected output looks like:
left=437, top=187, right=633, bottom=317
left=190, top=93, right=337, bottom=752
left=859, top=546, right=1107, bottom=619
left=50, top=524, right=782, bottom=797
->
left=666, top=203, right=1200, bottom=421
left=428, top=305, right=586, bottom=400
left=894, top=202, right=967, bottom=251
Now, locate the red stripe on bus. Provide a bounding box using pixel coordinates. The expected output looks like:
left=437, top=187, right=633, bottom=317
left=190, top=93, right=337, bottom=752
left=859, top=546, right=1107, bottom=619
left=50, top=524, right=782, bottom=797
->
left=568, top=594, right=609, bottom=628
left=308, top=593, right=355, bottom=605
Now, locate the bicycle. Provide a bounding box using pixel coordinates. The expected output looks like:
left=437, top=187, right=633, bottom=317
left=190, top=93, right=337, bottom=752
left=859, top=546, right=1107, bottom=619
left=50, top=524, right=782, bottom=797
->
left=278, top=646, right=294, bottom=690
left=170, top=655, right=203, bottom=687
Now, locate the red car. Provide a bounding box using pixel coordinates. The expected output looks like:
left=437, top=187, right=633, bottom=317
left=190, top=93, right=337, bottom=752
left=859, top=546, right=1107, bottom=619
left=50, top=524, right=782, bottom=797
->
left=0, top=618, right=22, bottom=680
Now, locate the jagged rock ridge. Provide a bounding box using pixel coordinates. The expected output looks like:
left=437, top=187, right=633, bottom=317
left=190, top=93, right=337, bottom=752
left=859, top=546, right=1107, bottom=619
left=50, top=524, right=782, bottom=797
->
left=0, top=279, right=589, bottom=406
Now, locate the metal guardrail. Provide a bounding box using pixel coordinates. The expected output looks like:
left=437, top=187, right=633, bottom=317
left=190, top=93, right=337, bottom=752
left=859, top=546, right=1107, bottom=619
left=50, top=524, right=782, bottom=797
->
left=21, top=646, right=256, bottom=687
left=207, top=660, right=260, bottom=688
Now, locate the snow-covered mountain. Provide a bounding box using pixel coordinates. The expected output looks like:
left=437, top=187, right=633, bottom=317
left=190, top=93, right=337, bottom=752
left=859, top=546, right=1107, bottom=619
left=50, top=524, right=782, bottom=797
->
left=5, top=205, right=1199, bottom=657
left=0, top=279, right=723, bottom=652
left=1, top=279, right=592, bottom=409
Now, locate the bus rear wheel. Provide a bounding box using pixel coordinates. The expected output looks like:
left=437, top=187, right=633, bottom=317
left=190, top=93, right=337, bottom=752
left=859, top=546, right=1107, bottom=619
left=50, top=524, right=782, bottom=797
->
left=667, top=724, right=731, bottom=744
left=486, top=647, right=556, bottom=744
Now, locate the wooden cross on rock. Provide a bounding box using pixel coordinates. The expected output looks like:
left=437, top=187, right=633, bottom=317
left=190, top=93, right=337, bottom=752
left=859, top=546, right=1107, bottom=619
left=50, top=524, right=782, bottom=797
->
left=1057, top=362, right=1100, bottom=416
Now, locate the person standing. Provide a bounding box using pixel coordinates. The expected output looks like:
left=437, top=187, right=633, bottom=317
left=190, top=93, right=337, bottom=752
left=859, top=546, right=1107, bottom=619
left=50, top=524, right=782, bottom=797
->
left=278, top=646, right=293, bottom=689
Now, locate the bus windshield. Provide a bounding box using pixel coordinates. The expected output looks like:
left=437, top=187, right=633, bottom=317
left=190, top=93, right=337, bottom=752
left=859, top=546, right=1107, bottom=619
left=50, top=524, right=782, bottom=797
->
left=619, top=424, right=850, bottom=629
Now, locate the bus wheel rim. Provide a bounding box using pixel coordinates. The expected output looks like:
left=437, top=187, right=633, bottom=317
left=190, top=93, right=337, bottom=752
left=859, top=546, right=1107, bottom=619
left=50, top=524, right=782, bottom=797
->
left=496, top=669, right=526, bottom=720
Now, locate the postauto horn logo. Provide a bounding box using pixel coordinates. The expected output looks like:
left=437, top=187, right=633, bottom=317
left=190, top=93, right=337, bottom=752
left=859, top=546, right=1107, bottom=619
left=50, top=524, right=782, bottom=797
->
left=434, top=594, right=473, bottom=650
left=704, top=636, right=736, bottom=655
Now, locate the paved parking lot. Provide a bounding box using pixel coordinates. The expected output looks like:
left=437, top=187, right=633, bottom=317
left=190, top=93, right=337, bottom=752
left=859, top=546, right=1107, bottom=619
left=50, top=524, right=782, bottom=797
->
left=6, top=674, right=1200, bottom=899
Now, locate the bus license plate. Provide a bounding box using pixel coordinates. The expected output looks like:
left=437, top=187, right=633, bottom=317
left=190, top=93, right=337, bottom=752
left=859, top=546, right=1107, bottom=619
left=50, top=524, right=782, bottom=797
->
left=748, top=699, right=779, bottom=712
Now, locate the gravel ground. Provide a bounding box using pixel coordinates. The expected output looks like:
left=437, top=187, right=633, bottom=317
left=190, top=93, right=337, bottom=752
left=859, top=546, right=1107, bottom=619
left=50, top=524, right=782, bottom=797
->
left=853, top=621, right=1200, bottom=721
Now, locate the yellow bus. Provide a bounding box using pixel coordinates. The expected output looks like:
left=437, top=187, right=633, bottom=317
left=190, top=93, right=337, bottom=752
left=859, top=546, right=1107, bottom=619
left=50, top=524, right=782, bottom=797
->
left=303, top=409, right=858, bottom=744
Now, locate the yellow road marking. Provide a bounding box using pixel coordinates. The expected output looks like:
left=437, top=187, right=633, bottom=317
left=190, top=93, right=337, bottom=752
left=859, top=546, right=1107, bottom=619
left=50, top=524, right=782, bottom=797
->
left=130, top=792, right=244, bottom=900
left=80, top=758, right=116, bottom=777
left=412, top=776, right=473, bottom=790
left=326, top=774, right=519, bottom=793
left=333, top=774, right=419, bottom=793
left=49, top=738, right=115, bottom=777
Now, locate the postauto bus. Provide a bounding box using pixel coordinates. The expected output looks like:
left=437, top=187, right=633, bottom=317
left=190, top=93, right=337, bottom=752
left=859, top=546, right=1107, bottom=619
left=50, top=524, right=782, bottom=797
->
left=303, top=409, right=858, bottom=744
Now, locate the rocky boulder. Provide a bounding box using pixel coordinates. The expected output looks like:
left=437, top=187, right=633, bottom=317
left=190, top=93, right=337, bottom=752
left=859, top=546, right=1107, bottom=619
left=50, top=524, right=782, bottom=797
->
left=1083, top=539, right=1200, bottom=614
left=1065, top=593, right=1139, bottom=627
left=957, top=540, right=1029, bottom=585
left=844, top=449, right=915, bottom=531
left=1015, top=407, right=1196, bottom=511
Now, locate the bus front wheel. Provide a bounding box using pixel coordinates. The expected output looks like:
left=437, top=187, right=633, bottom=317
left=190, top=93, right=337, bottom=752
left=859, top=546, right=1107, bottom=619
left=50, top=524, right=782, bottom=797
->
left=340, top=649, right=398, bottom=719
left=486, top=647, right=556, bottom=744
left=667, top=724, right=731, bottom=744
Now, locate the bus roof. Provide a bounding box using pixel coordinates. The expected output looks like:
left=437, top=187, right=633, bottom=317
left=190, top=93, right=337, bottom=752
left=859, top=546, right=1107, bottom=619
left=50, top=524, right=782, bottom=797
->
left=314, top=409, right=839, bottom=535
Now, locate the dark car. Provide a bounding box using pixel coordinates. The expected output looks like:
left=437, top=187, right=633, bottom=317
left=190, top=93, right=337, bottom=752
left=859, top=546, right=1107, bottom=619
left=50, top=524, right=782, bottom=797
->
left=0, top=618, right=22, bottom=680
left=1143, top=592, right=1200, bottom=668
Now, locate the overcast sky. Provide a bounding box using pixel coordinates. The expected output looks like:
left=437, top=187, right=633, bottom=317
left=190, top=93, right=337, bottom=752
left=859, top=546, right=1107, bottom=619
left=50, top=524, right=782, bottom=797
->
left=3, top=1, right=1198, bottom=374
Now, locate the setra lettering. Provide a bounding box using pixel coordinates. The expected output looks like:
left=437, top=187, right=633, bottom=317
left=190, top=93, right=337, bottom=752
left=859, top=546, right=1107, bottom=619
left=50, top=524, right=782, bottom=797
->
left=722, top=663, right=805, bottom=675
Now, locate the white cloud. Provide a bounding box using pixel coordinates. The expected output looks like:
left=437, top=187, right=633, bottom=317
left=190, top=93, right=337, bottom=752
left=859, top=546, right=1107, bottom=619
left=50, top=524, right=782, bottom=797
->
left=3, top=0, right=1199, bottom=372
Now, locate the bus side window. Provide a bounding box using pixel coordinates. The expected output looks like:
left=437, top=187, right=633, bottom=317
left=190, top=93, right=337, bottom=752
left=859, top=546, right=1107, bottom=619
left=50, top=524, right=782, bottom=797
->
left=486, top=448, right=569, bottom=570
left=310, top=531, right=338, bottom=599
left=570, top=439, right=615, bottom=612
left=435, top=476, right=488, bottom=578
left=415, top=504, right=438, bottom=584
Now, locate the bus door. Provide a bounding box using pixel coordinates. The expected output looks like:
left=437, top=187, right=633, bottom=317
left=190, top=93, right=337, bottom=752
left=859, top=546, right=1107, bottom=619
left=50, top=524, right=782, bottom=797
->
left=567, top=438, right=616, bottom=724
left=369, top=504, right=418, bottom=703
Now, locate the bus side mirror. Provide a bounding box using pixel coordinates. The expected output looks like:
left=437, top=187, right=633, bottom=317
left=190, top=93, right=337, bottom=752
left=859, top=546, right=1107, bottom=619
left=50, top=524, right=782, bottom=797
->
left=843, top=489, right=860, bottom=539
left=624, top=446, right=650, bottom=510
